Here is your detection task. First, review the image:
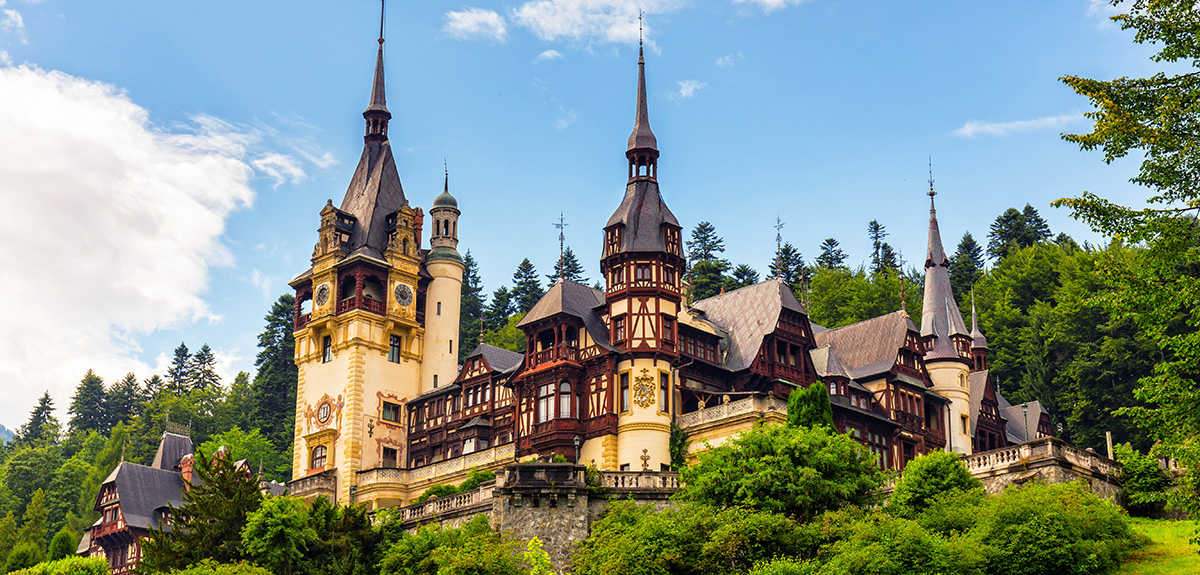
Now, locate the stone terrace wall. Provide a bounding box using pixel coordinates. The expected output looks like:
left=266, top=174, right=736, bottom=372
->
left=961, top=436, right=1122, bottom=502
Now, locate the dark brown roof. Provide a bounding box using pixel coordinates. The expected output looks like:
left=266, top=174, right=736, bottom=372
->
left=151, top=432, right=193, bottom=472
left=605, top=179, right=679, bottom=254
left=920, top=196, right=970, bottom=359
left=98, top=462, right=186, bottom=531
left=365, top=42, right=389, bottom=116
left=813, top=311, right=917, bottom=380
left=466, top=344, right=524, bottom=376
left=337, top=141, right=406, bottom=260
left=517, top=279, right=614, bottom=350
left=627, top=46, right=658, bottom=154
left=691, top=279, right=804, bottom=372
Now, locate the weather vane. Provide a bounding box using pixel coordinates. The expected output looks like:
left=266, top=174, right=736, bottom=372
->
left=928, top=155, right=935, bottom=198
left=553, top=212, right=569, bottom=279
left=638, top=10, right=644, bottom=47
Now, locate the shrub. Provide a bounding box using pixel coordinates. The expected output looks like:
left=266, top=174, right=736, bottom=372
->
left=46, top=528, right=77, bottom=561
left=4, top=542, right=44, bottom=573
left=6, top=556, right=107, bottom=575
left=378, top=514, right=523, bottom=575
left=457, top=468, right=496, bottom=493
left=889, top=451, right=982, bottom=517
left=171, top=560, right=274, bottom=574
left=786, top=382, right=833, bottom=429
left=414, top=484, right=458, bottom=504
left=818, top=512, right=986, bottom=575
left=1113, top=443, right=1169, bottom=516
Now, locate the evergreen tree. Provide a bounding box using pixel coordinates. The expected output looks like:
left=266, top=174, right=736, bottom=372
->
left=251, top=294, right=299, bottom=452
left=144, top=374, right=165, bottom=399
left=949, top=232, right=985, bottom=297
left=769, top=242, right=809, bottom=296
left=867, top=220, right=888, bottom=270
left=815, top=237, right=847, bottom=268
left=481, top=314, right=527, bottom=353
left=459, top=251, right=485, bottom=361
left=786, top=382, right=834, bottom=429
left=47, top=527, right=76, bottom=561
left=67, top=371, right=107, bottom=435
left=689, top=259, right=730, bottom=301
left=685, top=221, right=726, bottom=264
left=876, top=242, right=901, bottom=273
left=0, top=512, right=15, bottom=567
left=987, top=204, right=1053, bottom=260
left=724, top=264, right=759, bottom=291
left=547, top=246, right=588, bottom=284
left=482, top=286, right=514, bottom=333
left=166, top=342, right=193, bottom=395
left=106, top=372, right=143, bottom=428
left=15, top=489, right=47, bottom=550
left=17, top=392, right=59, bottom=447
left=510, top=259, right=544, bottom=314
left=218, top=372, right=253, bottom=432
left=192, top=344, right=220, bottom=392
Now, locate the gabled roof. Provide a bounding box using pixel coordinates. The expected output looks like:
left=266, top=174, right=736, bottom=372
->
left=809, top=345, right=850, bottom=380
left=518, top=279, right=614, bottom=351
left=691, top=279, right=805, bottom=372
left=465, top=344, right=524, bottom=376
left=151, top=432, right=193, bottom=472
left=604, top=179, right=679, bottom=253
left=98, top=462, right=186, bottom=531
left=338, top=141, right=407, bottom=260
left=813, top=311, right=917, bottom=380
left=969, top=370, right=989, bottom=437
left=996, top=389, right=1050, bottom=444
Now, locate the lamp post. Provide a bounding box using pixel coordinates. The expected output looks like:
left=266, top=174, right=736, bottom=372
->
left=1022, top=404, right=1029, bottom=443
left=573, top=436, right=582, bottom=464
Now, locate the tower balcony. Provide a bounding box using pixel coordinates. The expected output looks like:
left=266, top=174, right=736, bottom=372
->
left=533, top=345, right=578, bottom=366
left=338, top=296, right=386, bottom=315
left=287, top=471, right=336, bottom=502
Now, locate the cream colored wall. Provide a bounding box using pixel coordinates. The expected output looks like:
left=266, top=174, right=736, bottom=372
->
left=420, top=259, right=464, bottom=395
left=578, top=434, right=616, bottom=470
left=614, top=358, right=672, bottom=471
left=928, top=361, right=972, bottom=454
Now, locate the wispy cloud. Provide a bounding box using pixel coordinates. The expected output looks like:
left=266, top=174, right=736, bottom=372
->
left=672, top=79, right=707, bottom=102
left=554, top=107, right=577, bottom=131
left=0, top=0, right=27, bottom=46
left=715, top=53, right=743, bottom=68
left=252, top=153, right=306, bottom=188
left=511, top=0, right=685, bottom=47
left=953, top=113, right=1085, bottom=138
left=250, top=269, right=273, bottom=300
left=1086, top=0, right=1124, bottom=28
left=445, top=7, right=508, bottom=42
left=534, top=49, right=563, bottom=63
left=732, top=0, right=812, bottom=13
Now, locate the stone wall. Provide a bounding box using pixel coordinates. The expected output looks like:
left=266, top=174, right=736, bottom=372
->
left=961, top=436, right=1123, bottom=503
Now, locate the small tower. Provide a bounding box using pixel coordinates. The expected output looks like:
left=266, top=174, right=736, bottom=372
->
left=970, top=292, right=989, bottom=372
left=420, top=170, right=464, bottom=393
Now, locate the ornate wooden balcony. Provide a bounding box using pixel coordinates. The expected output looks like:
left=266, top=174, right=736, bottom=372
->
left=295, top=312, right=312, bottom=330
left=533, top=345, right=578, bottom=366
left=338, top=296, right=385, bottom=314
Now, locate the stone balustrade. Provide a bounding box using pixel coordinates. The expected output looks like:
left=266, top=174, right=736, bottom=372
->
left=287, top=471, right=336, bottom=499
left=600, top=470, right=680, bottom=490
left=392, top=482, right=496, bottom=523
left=961, top=436, right=1118, bottom=477
left=676, top=394, right=788, bottom=430
left=358, top=443, right=516, bottom=488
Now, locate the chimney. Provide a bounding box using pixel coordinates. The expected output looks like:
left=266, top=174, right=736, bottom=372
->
left=414, top=208, right=424, bottom=249
left=179, top=454, right=195, bottom=489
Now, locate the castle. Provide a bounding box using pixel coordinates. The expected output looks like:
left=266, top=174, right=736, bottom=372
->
left=285, top=25, right=1053, bottom=510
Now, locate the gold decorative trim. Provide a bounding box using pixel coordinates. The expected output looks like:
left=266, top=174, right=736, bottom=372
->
left=617, top=421, right=671, bottom=434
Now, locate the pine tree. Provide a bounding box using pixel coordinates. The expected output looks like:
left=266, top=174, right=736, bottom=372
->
left=482, top=286, right=514, bottom=332
left=686, top=222, right=730, bottom=300
left=17, top=392, right=59, bottom=447
left=867, top=220, right=888, bottom=271
left=547, top=246, right=588, bottom=284
left=0, top=512, right=15, bottom=567
left=770, top=242, right=809, bottom=296
left=218, top=372, right=254, bottom=432
left=251, top=294, right=299, bottom=453
left=459, top=251, right=485, bottom=361
left=876, top=243, right=901, bottom=273
left=987, top=204, right=1053, bottom=260
left=15, top=489, right=47, bottom=551
left=949, top=232, right=985, bottom=297
left=144, top=374, right=165, bottom=399
left=724, top=264, right=759, bottom=291
left=689, top=260, right=730, bottom=301
left=686, top=221, right=726, bottom=264
left=511, top=259, right=544, bottom=314
left=67, top=370, right=108, bottom=435
left=815, top=238, right=847, bottom=268
left=166, top=342, right=193, bottom=395
left=192, top=344, right=220, bottom=392
left=106, top=372, right=144, bottom=428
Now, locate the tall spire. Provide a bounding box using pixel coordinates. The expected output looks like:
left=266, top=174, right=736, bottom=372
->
left=626, top=11, right=659, bottom=182
left=364, top=0, right=392, bottom=143
left=920, top=170, right=970, bottom=360
left=970, top=290, right=988, bottom=350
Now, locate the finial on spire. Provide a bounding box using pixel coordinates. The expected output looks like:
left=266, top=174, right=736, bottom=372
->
left=626, top=12, right=659, bottom=181
left=928, top=156, right=935, bottom=198
left=379, top=0, right=386, bottom=44
left=553, top=212, right=569, bottom=279
left=364, top=0, right=392, bottom=143
left=638, top=10, right=644, bottom=49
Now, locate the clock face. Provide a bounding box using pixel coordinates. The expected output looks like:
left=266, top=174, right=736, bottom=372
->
left=394, top=283, right=413, bottom=307
left=315, top=284, right=330, bottom=307
left=317, top=402, right=332, bottom=423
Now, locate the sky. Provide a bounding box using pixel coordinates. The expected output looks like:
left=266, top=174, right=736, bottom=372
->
left=0, top=0, right=1165, bottom=429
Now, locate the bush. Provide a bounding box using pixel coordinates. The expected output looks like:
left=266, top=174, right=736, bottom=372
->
left=817, top=512, right=985, bottom=575
left=889, top=451, right=982, bottom=517
left=4, top=543, right=44, bottom=573
left=1113, top=443, right=1169, bottom=516
left=378, top=514, right=523, bottom=575
left=679, top=423, right=883, bottom=520
left=457, top=468, right=496, bottom=493
left=6, top=556, right=107, bottom=575
left=171, top=560, right=274, bottom=575
left=46, top=529, right=77, bottom=562
left=786, top=383, right=833, bottom=429
left=414, top=484, right=458, bottom=504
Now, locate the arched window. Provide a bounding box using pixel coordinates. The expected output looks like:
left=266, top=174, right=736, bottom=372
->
left=311, top=445, right=327, bottom=469
left=559, top=382, right=572, bottom=418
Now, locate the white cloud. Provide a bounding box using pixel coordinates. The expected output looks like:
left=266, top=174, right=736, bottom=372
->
left=445, top=8, right=508, bottom=42
left=250, top=269, right=273, bottom=300
left=953, top=113, right=1085, bottom=138
left=0, top=50, right=9, bottom=66
left=0, top=65, right=304, bottom=425
left=733, top=0, right=811, bottom=13
left=1086, top=0, right=1123, bottom=27
left=534, top=49, right=563, bottom=62
left=673, top=79, right=707, bottom=101
left=253, top=153, right=306, bottom=188
left=715, top=53, right=742, bottom=68
left=511, top=0, right=685, bottom=46
left=1, top=1, right=26, bottom=46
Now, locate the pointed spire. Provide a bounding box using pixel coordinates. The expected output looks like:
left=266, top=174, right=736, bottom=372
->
left=626, top=12, right=659, bottom=181
left=364, top=0, right=392, bottom=143
left=920, top=172, right=970, bottom=359
left=970, top=290, right=989, bottom=350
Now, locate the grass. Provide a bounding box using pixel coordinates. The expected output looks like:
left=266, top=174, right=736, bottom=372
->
left=1118, top=517, right=1199, bottom=575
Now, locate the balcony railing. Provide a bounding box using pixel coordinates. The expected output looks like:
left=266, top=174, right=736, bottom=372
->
left=533, top=345, right=578, bottom=366
left=391, top=483, right=497, bottom=524
left=287, top=472, right=336, bottom=498
left=338, top=296, right=385, bottom=315
left=962, top=436, right=1118, bottom=477
left=358, top=443, right=516, bottom=488
left=601, top=471, right=680, bottom=490
left=676, top=394, right=788, bottom=430
left=295, top=313, right=312, bottom=330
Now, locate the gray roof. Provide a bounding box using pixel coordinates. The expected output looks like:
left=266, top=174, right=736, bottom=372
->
left=337, top=140, right=407, bottom=260
left=691, top=279, right=805, bottom=372
left=970, top=300, right=989, bottom=349
left=969, top=370, right=989, bottom=437
left=98, top=462, right=186, bottom=531
left=465, top=344, right=524, bottom=376
left=809, top=346, right=850, bottom=380
left=627, top=46, right=658, bottom=153
left=518, top=279, right=614, bottom=351
left=604, top=179, right=679, bottom=254
left=920, top=197, right=970, bottom=359
left=813, top=311, right=919, bottom=380
left=460, top=416, right=492, bottom=429
left=151, top=432, right=193, bottom=472
left=996, top=389, right=1049, bottom=443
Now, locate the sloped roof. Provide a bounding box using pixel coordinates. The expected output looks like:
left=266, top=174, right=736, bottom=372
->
left=813, top=311, right=916, bottom=380
left=100, top=462, right=186, bottom=531
left=996, top=389, right=1050, bottom=443
left=517, top=279, right=614, bottom=351
left=809, top=346, right=849, bottom=380
left=466, top=344, right=524, bottom=376
left=151, top=432, right=193, bottom=472
left=338, top=141, right=407, bottom=260
left=627, top=46, right=658, bottom=153
left=604, top=179, right=679, bottom=253
left=920, top=196, right=970, bottom=359
left=969, top=370, right=989, bottom=437
left=691, top=279, right=804, bottom=372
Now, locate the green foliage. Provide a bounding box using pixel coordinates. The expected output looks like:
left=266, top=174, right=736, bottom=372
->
left=511, top=259, right=544, bottom=315
left=16, top=490, right=47, bottom=551
left=45, top=528, right=75, bottom=561
left=45, top=458, right=90, bottom=537
left=888, top=451, right=981, bottom=517
left=949, top=231, right=984, bottom=297
left=867, top=220, right=900, bottom=273
left=166, top=342, right=193, bottom=395
left=815, top=237, right=847, bottom=269
left=460, top=251, right=485, bottom=362
left=523, top=537, right=554, bottom=575
left=4, top=449, right=60, bottom=519
left=572, top=501, right=811, bottom=575
left=7, top=556, right=107, bottom=575
left=17, top=393, right=60, bottom=448
left=414, top=484, right=459, bottom=504
left=807, top=266, right=922, bottom=329
left=482, top=286, right=514, bottom=333
left=457, top=468, right=496, bottom=493
left=668, top=421, right=690, bottom=470
left=548, top=246, right=589, bottom=285
left=679, top=423, right=883, bottom=521
left=785, top=383, right=833, bottom=429
left=67, top=372, right=107, bottom=436
left=481, top=313, right=528, bottom=353
left=304, top=497, right=382, bottom=575
left=817, top=510, right=985, bottom=575
left=988, top=205, right=1053, bottom=261
left=104, top=373, right=144, bottom=429
left=690, top=259, right=730, bottom=301
left=3, top=542, right=43, bottom=573
left=0, top=512, right=17, bottom=567
left=168, top=560, right=273, bottom=575
left=686, top=221, right=726, bottom=264
left=770, top=242, right=809, bottom=296
left=377, top=514, right=523, bottom=575
left=251, top=294, right=299, bottom=454
left=199, top=427, right=286, bottom=482
left=192, top=344, right=220, bottom=392
left=688, top=222, right=731, bottom=301
left=723, top=264, right=759, bottom=292
left=1114, top=443, right=1169, bottom=517
left=241, top=496, right=316, bottom=575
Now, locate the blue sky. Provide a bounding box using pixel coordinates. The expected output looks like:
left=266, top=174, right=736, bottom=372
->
left=0, top=0, right=1161, bottom=428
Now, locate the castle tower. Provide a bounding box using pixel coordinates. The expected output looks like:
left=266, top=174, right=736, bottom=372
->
left=287, top=17, right=439, bottom=504
left=598, top=38, right=685, bottom=471
left=420, top=172, right=464, bottom=393
left=970, top=293, right=989, bottom=372
left=920, top=186, right=975, bottom=454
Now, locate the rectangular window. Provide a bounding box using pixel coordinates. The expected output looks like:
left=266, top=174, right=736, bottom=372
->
left=433, top=374, right=439, bottom=388
left=437, top=301, right=442, bottom=315
left=382, top=401, right=401, bottom=423
left=322, top=336, right=332, bottom=363
left=961, top=415, right=969, bottom=435
left=620, top=463, right=630, bottom=471
left=829, top=382, right=837, bottom=396
left=662, top=316, right=674, bottom=342
left=659, top=372, right=670, bottom=413
left=664, top=267, right=675, bottom=285
left=382, top=447, right=398, bottom=468
left=620, top=373, right=630, bottom=412
left=538, top=384, right=553, bottom=423
left=389, top=335, right=401, bottom=363
left=636, top=264, right=652, bottom=280
left=449, top=339, right=453, bottom=354
left=613, top=316, right=626, bottom=343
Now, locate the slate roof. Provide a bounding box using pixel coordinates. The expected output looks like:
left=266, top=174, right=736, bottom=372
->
left=920, top=196, right=970, bottom=359
left=99, top=462, right=186, bottom=531
left=459, top=416, right=492, bottom=429
left=691, top=279, right=804, bottom=372
left=809, top=346, right=850, bottom=380
left=605, top=179, right=679, bottom=255
left=151, top=432, right=193, bottom=472
left=465, top=344, right=525, bottom=376
left=969, top=370, right=989, bottom=437
left=996, top=390, right=1049, bottom=444
left=812, top=311, right=918, bottom=380
left=338, top=141, right=407, bottom=260
left=518, top=279, right=614, bottom=351
left=627, top=46, right=658, bottom=153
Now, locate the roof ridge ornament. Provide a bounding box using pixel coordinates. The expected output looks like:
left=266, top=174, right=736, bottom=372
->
left=626, top=11, right=659, bottom=181
left=364, top=0, right=392, bottom=143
